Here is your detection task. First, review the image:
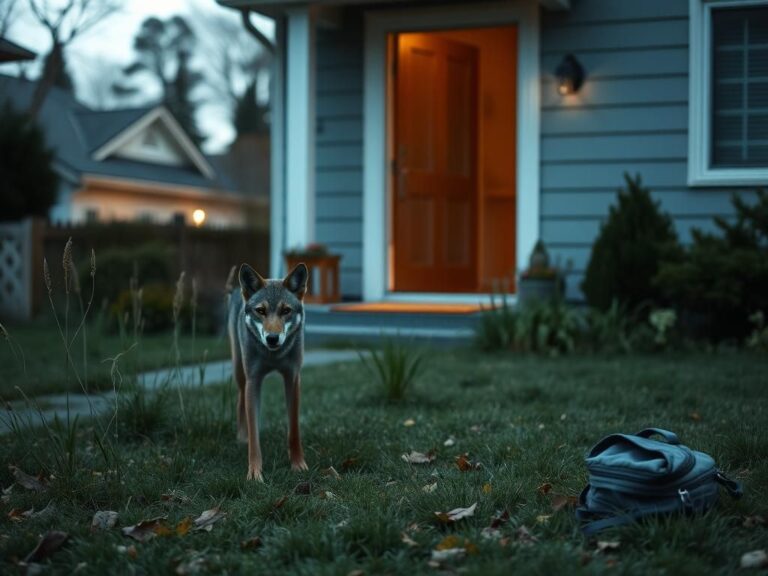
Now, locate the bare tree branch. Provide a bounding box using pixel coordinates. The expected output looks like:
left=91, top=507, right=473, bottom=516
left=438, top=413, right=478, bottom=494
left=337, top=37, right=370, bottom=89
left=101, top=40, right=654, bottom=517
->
left=241, top=9, right=274, bottom=55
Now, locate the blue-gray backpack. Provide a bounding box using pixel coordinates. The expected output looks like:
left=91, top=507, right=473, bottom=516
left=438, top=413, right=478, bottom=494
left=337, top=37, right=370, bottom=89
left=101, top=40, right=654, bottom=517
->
left=576, top=428, right=743, bottom=535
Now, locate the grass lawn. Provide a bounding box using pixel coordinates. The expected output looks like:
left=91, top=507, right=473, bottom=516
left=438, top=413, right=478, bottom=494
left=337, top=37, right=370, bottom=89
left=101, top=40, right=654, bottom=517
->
left=0, top=319, right=230, bottom=399
left=1, top=350, right=767, bottom=574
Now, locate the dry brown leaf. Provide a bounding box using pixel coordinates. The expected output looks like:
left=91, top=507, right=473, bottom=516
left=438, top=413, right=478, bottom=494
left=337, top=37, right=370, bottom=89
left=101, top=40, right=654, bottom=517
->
left=741, top=550, right=768, bottom=569
left=596, top=540, right=621, bottom=554
left=401, top=532, right=419, bottom=547
left=455, top=453, right=481, bottom=472
left=321, top=466, right=341, bottom=479
left=192, top=507, right=226, bottom=532
left=482, top=483, right=492, bottom=494
left=241, top=536, right=263, bottom=551
left=434, top=502, right=477, bottom=523
left=689, top=411, right=702, bottom=422
left=515, top=525, right=539, bottom=547
left=91, top=510, right=118, bottom=532
left=347, top=570, right=365, bottom=576
left=116, top=544, right=138, bottom=559
left=121, top=516, right=169, bottom=542
left=24, top=531, right=69, bottom=563
left=489, top=509, right=510, bottom=529
left=401, top=451, right=435, bottom=465
left=551, top=494, right=579, bottom=512
left=175, top=517, right=193, bottom=536
left=537, top=482, right=553, bottom=496
left=161, top=491, right=191, bottom=505
left=272, top=495, right=288, bottom=510
left=9, top=465, right=47, bottom=492
left=294, top=481, right=312, bottom=495
left=499, top=536, right=511, bottom=548
left=8, top=507, right=29, bottom=521
left=340, top=457, right=359, bottom=471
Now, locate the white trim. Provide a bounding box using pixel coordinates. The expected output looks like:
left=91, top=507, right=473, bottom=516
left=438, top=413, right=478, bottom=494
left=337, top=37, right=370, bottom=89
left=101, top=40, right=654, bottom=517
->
left=383, top=292, right=515, bottom=306
left=688, top=0, right=768, bottom=186
left=271, top=15, right=287, bottom=278
left=284, top=7, right=316, bottom=251
left=363, top=1, right=540, bottom=301
left=81, top=174, right=261, bottom=204
left=92, top=107, right=215, bottom=180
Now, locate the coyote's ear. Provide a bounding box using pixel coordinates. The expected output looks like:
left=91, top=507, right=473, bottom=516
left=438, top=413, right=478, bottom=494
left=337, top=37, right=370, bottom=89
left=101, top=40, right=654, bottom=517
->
left=239, top=263, right=265, bottom=300
left=283, top=263, right=308, bottom=300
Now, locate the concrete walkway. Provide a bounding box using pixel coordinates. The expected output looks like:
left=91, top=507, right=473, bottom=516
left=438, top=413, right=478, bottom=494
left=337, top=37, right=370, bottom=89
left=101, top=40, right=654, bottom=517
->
left=1, top=349, right=362, bottom=434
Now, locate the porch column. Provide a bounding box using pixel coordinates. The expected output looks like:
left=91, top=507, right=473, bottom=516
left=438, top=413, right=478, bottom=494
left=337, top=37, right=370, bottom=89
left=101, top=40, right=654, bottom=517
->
left=284, top=6, right=316, bottom=254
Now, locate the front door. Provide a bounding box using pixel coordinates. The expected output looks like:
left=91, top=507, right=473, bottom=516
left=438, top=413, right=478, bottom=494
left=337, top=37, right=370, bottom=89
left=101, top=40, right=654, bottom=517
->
left=393, top=33, right=479, bottom=292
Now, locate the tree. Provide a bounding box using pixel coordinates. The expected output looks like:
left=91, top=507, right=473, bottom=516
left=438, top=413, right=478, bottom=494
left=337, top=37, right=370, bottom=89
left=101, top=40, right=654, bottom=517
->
left=581, top=173, right=682, bottom=312
left=116, top=16, right=204, bottom=145
left=41, top=41, right=75, bottom=93
left=0, top=104, right=58, bottom=221
left=26, top=0, right=119, bottom=117
left=234, top=79, right=269, bottom=136
left=0, top=0, right=18, bottom=37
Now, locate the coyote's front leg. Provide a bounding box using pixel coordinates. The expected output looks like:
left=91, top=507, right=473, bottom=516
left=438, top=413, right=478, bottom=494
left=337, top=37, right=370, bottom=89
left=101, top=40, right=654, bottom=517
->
left=244, top=374, right=264, bottom=481
left=283, top=370, right=307, bottom=471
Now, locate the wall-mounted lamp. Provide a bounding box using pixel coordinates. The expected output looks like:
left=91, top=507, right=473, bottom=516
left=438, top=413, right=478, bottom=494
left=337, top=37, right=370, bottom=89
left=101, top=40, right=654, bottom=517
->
left=192, top=208, right=206, bottom=227
left=555, top=54, right=585, bottom=95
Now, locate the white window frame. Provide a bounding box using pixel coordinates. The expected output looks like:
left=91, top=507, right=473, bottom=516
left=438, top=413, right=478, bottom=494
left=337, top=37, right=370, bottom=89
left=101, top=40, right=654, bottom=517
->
left=689, top=0, right=768, bottom=186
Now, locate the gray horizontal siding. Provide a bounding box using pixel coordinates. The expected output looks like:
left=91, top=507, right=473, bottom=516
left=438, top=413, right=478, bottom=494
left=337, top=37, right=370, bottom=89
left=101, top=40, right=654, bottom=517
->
left=541, top=0, right=755, bottom=301
left=314, top=11, right=364, bottom=298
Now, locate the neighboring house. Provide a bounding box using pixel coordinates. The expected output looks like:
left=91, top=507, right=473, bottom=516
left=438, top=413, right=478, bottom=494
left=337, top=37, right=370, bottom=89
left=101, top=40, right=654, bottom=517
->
left=221, top=0, right=768, bottom=302
left=0, top=38, right=36, bottom=63
left=0, top=74, right=266, bottom=228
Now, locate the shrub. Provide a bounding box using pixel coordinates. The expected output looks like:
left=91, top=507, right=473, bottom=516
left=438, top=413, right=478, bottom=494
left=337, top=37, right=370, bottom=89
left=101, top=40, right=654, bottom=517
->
left=475, top=293, right=518, bottom=351
left=582, top=173, right=682, bottom=311
left=112, top=283, right=176, bottom=334
left=0, top=103, right=58, bottom=221
left=585, top=300, right=635, bottom=354
left=360, top=339, right=425, bottom=402
left=655, top=190, right=768, bottom=340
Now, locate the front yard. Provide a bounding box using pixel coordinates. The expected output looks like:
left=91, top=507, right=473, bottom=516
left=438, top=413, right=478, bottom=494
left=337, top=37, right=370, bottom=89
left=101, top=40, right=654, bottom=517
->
left=1, top=350, right=766, bottom=574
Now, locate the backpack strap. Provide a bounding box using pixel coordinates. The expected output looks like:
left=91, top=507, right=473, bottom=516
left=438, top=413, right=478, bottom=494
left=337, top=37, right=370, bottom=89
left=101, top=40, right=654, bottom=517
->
left=716, top=471, right=744, bottom=499
left=634, top=428, right=681, bottom=444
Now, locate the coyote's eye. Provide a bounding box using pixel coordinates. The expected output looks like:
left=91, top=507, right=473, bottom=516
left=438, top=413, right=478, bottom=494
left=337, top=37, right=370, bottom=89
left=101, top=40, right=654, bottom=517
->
left=280, top=306, right=292, bottom=316
left=254, top=307, right=267, bottom=316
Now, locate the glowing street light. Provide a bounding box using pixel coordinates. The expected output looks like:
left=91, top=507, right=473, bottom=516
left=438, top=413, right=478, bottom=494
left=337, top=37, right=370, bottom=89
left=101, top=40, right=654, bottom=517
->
left=192, top=209, right=206, bottom=227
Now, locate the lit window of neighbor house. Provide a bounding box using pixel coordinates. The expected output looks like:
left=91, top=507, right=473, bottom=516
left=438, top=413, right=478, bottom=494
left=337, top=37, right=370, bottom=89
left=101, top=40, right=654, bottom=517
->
left=689, top=0, right=768, bottom=185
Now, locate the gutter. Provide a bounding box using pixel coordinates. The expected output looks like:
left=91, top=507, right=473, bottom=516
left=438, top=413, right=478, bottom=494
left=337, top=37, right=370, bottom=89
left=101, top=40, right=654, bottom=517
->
left=240, top=9, right=275, bottom=54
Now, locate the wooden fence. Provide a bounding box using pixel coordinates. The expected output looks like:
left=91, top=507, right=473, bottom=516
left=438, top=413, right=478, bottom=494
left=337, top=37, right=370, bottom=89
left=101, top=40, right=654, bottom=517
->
left=0, top=218, right=269, bottom=320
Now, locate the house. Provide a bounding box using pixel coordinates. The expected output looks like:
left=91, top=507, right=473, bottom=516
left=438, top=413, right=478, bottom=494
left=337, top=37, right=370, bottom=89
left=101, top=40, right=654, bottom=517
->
left=0, top=74, right=267, bottom=228
left=220, top=0, right=767, bottom=304
left=0, top=38, right=36, bottom=63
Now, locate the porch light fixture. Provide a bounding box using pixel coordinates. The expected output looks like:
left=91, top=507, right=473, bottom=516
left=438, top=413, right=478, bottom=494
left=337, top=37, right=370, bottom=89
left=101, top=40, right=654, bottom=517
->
left=192, top=209, right=206, bottom=227
left=555, top=54, right=584, bottom=95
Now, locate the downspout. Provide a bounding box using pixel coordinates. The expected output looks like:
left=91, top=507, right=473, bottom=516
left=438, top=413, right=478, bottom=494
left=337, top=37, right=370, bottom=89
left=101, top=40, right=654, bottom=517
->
left=240, top=9, right=275, bottom=54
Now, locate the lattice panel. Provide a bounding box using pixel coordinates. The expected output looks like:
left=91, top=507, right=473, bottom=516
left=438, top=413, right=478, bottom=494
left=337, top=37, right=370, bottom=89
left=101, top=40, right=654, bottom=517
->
left=0, top=221, right=31, bottom=320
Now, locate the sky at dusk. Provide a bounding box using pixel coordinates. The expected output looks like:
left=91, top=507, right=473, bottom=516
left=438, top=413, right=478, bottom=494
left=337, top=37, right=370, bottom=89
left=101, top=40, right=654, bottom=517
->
left=3, top=0, right=275, bottom=152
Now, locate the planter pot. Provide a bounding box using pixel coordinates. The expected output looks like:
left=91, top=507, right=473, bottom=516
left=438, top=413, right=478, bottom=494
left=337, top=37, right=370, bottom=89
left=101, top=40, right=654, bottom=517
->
left=518, top=277, right=561, bottom=307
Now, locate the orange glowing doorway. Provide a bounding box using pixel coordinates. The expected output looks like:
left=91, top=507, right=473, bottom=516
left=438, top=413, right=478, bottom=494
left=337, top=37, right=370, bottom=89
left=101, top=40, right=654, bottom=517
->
left=389, top=26, right=518, bottom=293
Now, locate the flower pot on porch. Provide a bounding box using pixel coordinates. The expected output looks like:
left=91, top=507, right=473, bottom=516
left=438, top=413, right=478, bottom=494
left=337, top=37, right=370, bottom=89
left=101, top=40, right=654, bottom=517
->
left=518, top=276, right=562, bottom=306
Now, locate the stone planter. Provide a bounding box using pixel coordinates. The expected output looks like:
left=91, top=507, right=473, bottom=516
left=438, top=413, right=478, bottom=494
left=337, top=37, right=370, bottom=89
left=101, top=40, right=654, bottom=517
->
left=518, top=277, right=561, bottom=307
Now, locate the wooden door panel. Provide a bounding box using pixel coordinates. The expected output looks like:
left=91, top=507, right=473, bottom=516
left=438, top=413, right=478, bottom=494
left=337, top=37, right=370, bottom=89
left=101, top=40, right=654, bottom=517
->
left=394, top=33, right=478, bottom=292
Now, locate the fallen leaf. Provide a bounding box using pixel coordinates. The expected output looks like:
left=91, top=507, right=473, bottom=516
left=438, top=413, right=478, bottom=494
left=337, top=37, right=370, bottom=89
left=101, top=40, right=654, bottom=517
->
left=401, top=532, right=418, bottom=547
left=482, top=483, right=492, bottom=494
left=596, top=540, right=621, bottom=554
left=537, top=482, right=553, bottom=496
left=443, top=437, right=456, bottom=447
left=9, top=466, right=46, bottom=492
left=741, top=550, right=768, bottom=569
left=8, top=507, right=29, bottom=521
left=515, top=525, right=539, bottom=547
left=91, top=510, right=119, bottom=531
left=161, top=491, right=190, bottom=505
left=347, top=571, right=365, bottom=576
left=241, top=536, right=263, bottom=551
left=294, top=481, right=312, bottom=495
left=340, top=457, right=359, bottom=471
left=605, top=558, right=619, bottom=568
left=435, top=535, right=461, bottom=551
left=470, top=424, right=482, bottom=433
left=24, top=531, right=69, bottom=563
left=401, top=451, right=435, bottom=465
left=192, top=507, right=226, bottom=532
left=689, top=411, right=702, bottom=422
left=499, top=536, right=511, bottom=548
left=422, top=482, right=437, bottom=494
left=321, top=466, right=341, bottom=479
left=320, top=490, right=336, bottom=500
left=550, top=494, right=579, bottom=512
left=560, top=413, right=567, bottom=421
left=273, top=495, right=288, bottom=510
left=455, top=453, right=481, bottom=472
left=481, top=527, right=501, bottom=540
left=536, top=514, right=552, bottom=525
left=430, top=547, right=465, bottom=563
left=121, top=516, right=169, bottom=542
left=116, top=544, right=138, bottom=559
left=489, top=509, right=510, bottom=529
left=175, top=517, right=193, bottom=536
left=175, top=553, right=207, bottom=575
left=403, top=418, right=416, bottom=427
left=434, top=502, right=477, bottom=523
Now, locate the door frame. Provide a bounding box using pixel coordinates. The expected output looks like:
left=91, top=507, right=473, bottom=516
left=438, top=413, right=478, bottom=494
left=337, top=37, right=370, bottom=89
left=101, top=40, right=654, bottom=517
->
left=363, top=0, right=541, bottom=302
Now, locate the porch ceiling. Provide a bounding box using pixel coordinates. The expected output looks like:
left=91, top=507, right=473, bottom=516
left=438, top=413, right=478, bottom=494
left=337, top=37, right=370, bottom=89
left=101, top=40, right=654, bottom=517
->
left=218, top=0, right=570, bottom=17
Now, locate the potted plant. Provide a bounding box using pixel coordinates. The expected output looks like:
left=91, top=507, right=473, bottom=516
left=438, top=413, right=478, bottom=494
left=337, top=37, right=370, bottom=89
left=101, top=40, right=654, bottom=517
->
left=518, top=240, right=564, bottom=306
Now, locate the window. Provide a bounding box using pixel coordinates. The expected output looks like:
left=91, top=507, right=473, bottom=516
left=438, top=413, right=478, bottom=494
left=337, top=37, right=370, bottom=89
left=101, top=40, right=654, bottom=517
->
left=688, top=0, right=768, bottom=185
